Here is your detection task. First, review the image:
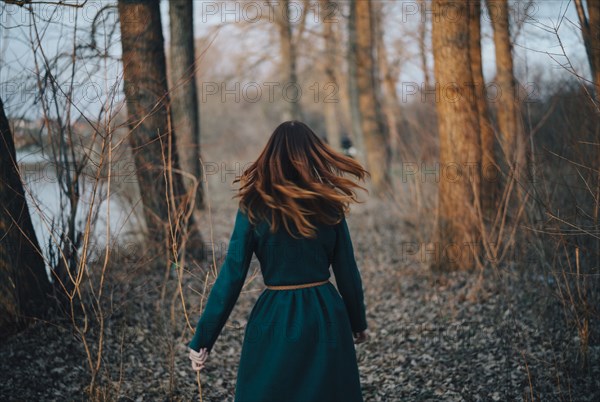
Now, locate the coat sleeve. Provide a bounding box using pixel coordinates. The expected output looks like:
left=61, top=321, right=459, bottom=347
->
left=331, top=215, right=368, bottom=333
left=187, top=207, right=256, bottom=353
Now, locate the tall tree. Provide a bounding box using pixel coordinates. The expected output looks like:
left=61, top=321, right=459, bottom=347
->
left=469, top=0, right=498, bottom=216
left=574, top=0, right=600, bottom=103
left=0, top=97, right=52, bottom=334
left=374, top=2, right=402, bottom=163
left=487, top=0, right=527, bottom=185
left=350, top=0, right=391, bottom=197
left=117, top=0, right=203, bottom=261
left=347, top=0, right=365, bottom=164
left=431, top=0, right=482, bottom=270
left=320, top=0, right=341, bottom=151
left=275, top=0, right=303, bottom=121
left=419, top=0, right=431, bottom=90
left=168, top=0, right=204, bottom=210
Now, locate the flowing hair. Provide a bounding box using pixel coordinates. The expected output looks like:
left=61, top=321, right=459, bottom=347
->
left=233, top=120, right=370, bottom=239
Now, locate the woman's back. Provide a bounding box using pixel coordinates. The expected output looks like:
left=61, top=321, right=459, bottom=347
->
left=253, top=215, right=335, bottom=286
left=187, top=121, right=368, bottom=402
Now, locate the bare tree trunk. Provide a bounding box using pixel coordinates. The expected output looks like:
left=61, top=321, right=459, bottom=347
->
left=321, top=0, right=341, bottom=151
left=168, top=0, right=204, bottom=210
left=276, top=0, right=302, bottom=121
left=0, top=96, right=52, bottom=335
left=374, top=2, right=402, bottom=163
left=419, top=0, right=431, bottom=90
left=469, top=0, right=498, bottom=217
left=431, top=0, right=482, bottom=271
left=347, top=0, right=365, bottom=165
left=574, top=0, right=600, bottom=103
left=352, top=0, right=391, bottom=197
left=487, top=0, right=527, bottom=184
left=117, top=0, right=204, bottom=262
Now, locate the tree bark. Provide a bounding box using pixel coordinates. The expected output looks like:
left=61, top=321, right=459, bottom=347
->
left=487, top=0, right=527, bottom=184
left=0, top=96, right=52, bottom=335
left=118, top=0, right=204, bottom=262
left=347, top=0, right=365, bottom=165
left=419, top=0, right=431, bottom=90
left=321, top=0, right=341, bottom=151
left=276, top=0, right=302, bottom=121
left=574, top=0, right=600, bottom=103
left=431, top=0, right=482, bottom=270
left=469, top=0, right=498, bottom=217
left=374, top=2, right=402, bottom=164
left=168, top=0, right=204, bottom=210
left=352, top=0, right=391, bottom=197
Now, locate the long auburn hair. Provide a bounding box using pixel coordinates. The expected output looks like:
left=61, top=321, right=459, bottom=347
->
left=233, top=120, right=370, bottom=239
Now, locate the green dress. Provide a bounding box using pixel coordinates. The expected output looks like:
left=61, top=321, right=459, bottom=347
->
left=188, top=206, right=367, bottom=402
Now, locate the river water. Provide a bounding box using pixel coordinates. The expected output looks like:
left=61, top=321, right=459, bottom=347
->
left=17, top=148, right=143, bottom=269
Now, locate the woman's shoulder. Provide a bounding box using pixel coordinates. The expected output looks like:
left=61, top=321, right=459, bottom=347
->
left=237, top=204, right=267, bottom=231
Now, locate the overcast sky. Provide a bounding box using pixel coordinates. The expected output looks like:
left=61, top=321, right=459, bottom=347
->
left=0, top=0, right=590, bottom=120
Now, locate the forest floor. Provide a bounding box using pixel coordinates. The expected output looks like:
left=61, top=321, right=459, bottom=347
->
left=1, top=197, right=598, bottom=401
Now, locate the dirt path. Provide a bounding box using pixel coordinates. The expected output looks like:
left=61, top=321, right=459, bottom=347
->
left=1, top=199, right=598, bottom=401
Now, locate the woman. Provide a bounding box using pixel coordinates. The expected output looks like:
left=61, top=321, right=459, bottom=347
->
left=187, top=120, right=370, bottom=402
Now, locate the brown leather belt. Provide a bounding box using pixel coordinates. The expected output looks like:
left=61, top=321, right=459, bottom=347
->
left=266, top=279, right=330, bottom=290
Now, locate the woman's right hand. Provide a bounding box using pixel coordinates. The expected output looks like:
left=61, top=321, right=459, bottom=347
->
left=353, top=330, right=368, bottom=344
left=189, top=347, right=209, bottom=371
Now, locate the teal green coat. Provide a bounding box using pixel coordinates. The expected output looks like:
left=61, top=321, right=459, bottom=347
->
left=188, top=207, right=367, bottom=402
